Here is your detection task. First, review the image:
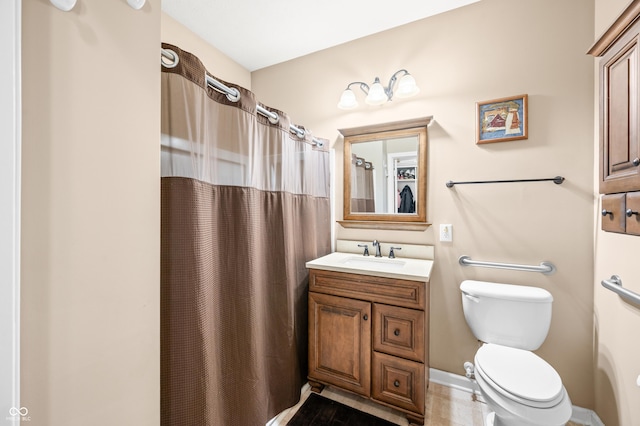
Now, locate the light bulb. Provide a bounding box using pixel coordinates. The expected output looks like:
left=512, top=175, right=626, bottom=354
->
left=128, top=0, right=146, bottom=10
left=50, top=0, right=77, bottom=11
left=337, top=89, right=358, bottom=110
left=395, top=73, right=420, bottom=98
left=365, top=79, right=387, bottom=106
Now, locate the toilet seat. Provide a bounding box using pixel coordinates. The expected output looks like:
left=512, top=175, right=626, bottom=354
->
left=475, top=344, right=564, bottom=409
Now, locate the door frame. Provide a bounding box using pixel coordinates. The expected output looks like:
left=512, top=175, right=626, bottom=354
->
left=1, top=0, right=22, bottom=420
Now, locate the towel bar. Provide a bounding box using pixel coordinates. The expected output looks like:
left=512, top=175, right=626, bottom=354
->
left=601, top=275, right=640, bottom=305
left=446, top=176, right=564, bottom=188
left=458, top=255, right=556, bottom=275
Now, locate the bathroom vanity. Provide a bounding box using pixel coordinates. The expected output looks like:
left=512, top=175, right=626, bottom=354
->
left=306, top=248, right=433, bottom=426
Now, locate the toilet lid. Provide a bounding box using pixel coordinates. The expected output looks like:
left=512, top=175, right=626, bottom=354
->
left=475, top=344, right=563, bottom=404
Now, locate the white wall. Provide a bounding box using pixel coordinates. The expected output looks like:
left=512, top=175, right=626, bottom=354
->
left=161, top=12, right=251, bottom=89
left=0, top=1, right=21, bottom=424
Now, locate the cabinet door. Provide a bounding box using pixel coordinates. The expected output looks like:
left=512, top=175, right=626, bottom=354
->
left=602, top=193, right=626, bottom=233
left=600, top=32, right=640, bottom=193
left=308, top=292, right=371, bottom=396
left=626, top=191, right=640, bottom=235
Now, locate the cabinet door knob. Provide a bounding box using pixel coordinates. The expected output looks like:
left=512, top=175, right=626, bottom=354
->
left=602, top=209, right=613, bottom=217
left=393, top=380, right=400, bottom=388
left=634, top=158, right=640, bottom=167
left=393, top=329, right=400, bottom=336
left=627, top=209, right=639, bottom=217
left=363, top=314, right=368, bottom=321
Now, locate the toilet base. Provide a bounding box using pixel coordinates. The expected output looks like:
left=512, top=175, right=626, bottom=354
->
left=485, top=412, right=511, bottom=426
left=485, top=412, right=496, bottom=426
left=484, top=410, right=568, bottom=426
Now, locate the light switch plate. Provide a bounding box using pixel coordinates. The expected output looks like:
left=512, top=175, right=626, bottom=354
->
left=440, top=224, right=453, bottom=242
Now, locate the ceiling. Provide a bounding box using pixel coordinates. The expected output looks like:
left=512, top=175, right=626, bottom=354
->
left=161, top=0, right=481, bottom=72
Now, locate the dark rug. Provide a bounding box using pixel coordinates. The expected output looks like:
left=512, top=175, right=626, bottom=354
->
left=286, top=392, right=399, bottom=426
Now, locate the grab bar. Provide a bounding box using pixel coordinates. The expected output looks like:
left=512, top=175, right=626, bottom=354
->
left=458, top=255, right=556, bottom=275
left=601, top=275, right=640, bottom=305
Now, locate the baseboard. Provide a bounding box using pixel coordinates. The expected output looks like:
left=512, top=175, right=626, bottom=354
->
left=429, top=367, right=482, bottom=396
left=429, top=368, right=604, bottom=426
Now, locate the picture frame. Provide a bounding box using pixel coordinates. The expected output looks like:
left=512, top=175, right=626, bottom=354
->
left=476, top=94, right=528, bottom=144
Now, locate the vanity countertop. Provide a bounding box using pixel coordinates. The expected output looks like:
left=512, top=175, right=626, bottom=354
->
left=306, top=251, right=433, bottom=282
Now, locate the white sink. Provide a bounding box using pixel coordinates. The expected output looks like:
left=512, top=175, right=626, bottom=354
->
left=341, top=256, right=406, bottom=270
left=306, top=251, right=433, bottom=281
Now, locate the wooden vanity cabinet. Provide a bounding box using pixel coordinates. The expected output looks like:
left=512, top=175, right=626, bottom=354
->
left=307, top=268, right=429, bottom=426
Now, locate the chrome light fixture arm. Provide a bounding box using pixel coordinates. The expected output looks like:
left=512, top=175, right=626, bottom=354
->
left=385, top=69, right=410, bottom=100
left=345, top=81, right=371, bottom=95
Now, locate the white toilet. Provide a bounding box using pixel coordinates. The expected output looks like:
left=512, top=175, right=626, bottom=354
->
left=460, top=280, right=572, bottom=426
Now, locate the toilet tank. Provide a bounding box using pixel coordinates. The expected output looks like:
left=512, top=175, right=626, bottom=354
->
left=460, top=280, right=553, bottom=350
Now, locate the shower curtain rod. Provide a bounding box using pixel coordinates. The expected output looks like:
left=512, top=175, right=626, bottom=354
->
left=161, top=48, right=324, bottom=148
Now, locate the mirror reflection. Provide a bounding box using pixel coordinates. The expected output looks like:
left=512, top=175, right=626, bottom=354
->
left=340, top=117, right=431, bottom=228
left=350, top=135, right=419, bottom=214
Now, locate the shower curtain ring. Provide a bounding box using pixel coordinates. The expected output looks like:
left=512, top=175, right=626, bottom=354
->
left=226, top=88, right=241, bottom=103
left=161, top=49, right=179, bottom=69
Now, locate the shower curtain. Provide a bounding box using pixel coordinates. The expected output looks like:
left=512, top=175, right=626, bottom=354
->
left=160, top=43, right=331, bottom=426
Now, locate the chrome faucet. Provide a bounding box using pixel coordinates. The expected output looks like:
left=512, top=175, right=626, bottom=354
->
left=389, top=247, right=402, bottom=259
left=372, top=240, right=382, bottom=257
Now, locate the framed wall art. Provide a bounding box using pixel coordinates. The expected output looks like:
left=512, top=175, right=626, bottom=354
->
left=476, top=94, right=528, bottom=144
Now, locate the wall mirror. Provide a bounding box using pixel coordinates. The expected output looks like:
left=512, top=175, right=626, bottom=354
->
left=339, top=116, right=432, bottom=230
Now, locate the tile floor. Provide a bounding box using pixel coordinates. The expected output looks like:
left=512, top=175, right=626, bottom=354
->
left=268, top=382, right=582, bottom=426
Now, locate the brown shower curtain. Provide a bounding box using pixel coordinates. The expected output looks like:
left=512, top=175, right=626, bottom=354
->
left=160, top=44, right=331, bottom=426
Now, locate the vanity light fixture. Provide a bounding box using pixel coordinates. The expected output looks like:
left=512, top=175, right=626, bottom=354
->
left=337, top=69, right=420, bottom=110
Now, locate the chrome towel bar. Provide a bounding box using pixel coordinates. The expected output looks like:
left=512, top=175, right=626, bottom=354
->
left=601, top=275, right=640, bottom=305
left=458, top=255, right=556, bottom=275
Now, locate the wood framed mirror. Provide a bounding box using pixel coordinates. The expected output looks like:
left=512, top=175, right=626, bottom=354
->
left=339, top=116, right=432, bottom=230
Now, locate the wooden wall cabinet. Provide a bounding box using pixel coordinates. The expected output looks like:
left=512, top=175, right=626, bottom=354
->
left=598, top=32, right=640, bottom=194
left=308, top=269, right=429, bottom=426
left=590, top=1, right=640, bottom=234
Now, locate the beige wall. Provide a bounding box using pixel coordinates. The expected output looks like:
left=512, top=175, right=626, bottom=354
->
left=593, top=1, right=640, bottom=425
left=253, top=0, right=596, bottom=410
left=21, top=1, right=160, bottom=425
left=161, top=12, right=251, bottom=90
